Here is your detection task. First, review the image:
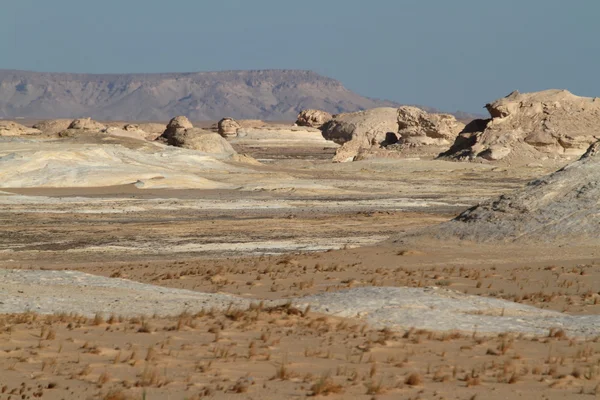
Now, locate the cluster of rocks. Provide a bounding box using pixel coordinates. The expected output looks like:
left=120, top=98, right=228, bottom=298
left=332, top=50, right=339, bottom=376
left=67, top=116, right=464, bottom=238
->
left=296, top=106, right=464, bottom=162
left=293, top=89, right=600, bottom=165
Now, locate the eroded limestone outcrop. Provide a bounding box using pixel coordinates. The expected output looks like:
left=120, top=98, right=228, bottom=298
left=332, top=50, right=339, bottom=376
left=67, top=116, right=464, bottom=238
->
left=295, top=109, right=332, bottom=129
left=440, top=90, right=600, bottom=165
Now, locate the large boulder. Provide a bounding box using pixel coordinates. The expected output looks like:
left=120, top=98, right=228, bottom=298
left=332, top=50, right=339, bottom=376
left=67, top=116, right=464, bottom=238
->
left=321, top=108, right=399, bottom=162
left=0, top=121, right=41, bottom=136
left=167, top=128, right=236, bottom=154
left=436, top=140, right=600, bottom=243
left=440, top=90, right=600, bottom=166
left=296, top=109, right=332, bottom=128
left=32, top=119, right=72, bottom=135
left=396, top=106, right=464, bottom=146
left=218, top=117, right=241, bottom=138
left=68, top=118, right=107, bottom=131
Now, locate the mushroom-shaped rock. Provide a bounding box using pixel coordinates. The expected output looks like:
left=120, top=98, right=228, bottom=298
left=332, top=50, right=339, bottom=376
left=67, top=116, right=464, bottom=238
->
left=218, top=118, right=241, bottom=138
left=160, top=116, right=194, bottom=141
left=296, top=109, right=332, bottom=128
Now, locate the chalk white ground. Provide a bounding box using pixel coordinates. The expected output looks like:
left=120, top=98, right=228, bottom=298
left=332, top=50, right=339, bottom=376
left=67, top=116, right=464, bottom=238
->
left=2, top=270, right=598, bottom=337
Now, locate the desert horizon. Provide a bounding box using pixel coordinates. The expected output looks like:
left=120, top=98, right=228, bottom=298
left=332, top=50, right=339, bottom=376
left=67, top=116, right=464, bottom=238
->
left=2, top=1, right=600, bottom=399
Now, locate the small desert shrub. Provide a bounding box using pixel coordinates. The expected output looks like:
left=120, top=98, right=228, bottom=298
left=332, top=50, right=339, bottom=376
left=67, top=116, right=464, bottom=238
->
left=405, top=372, right=423, bottom=386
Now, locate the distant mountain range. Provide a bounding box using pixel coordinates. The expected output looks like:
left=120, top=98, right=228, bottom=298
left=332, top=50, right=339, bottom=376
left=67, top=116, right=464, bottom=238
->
left=0, top=69, right=481, bottom=121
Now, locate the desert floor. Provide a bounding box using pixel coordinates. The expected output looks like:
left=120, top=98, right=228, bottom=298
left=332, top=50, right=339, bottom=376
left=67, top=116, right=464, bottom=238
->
left=1, top=134, right=599, bottom=399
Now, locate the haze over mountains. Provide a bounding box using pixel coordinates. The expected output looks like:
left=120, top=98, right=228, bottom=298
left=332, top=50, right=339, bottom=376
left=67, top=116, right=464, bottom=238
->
left=0, top=69, right=479, bottom=121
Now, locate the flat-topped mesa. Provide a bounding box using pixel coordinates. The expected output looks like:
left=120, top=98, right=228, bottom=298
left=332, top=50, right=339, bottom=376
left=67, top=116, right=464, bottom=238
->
left=439, top=89, right=600, bottom=166
left=435, top=139, right=600, bottom=243
left=217, top=117, right=241, bottom=138
left=295, top=109, right=333, bottom=129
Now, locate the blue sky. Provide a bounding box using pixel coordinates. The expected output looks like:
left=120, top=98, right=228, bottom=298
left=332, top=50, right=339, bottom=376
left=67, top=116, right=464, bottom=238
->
left=1, top=0, right=598, bottom=112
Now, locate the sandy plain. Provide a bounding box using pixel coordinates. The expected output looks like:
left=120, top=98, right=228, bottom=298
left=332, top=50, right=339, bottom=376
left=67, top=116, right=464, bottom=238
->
left=0, top=128, right=599, bottom=399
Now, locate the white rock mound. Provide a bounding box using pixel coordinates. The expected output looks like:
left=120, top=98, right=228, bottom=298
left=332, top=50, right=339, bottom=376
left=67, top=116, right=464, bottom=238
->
left=440, top=89, right=600, bottom=165
left=0, top=137, right=240, bottom=189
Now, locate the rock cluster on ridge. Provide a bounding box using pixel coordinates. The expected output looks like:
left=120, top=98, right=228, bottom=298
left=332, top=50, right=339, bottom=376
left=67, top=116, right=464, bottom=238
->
left=439, top=89, right=600, bottom=166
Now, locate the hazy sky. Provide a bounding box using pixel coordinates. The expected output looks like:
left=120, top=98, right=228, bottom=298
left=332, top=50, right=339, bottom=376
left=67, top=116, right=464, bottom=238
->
left=1, top=0, right=598, bottom=112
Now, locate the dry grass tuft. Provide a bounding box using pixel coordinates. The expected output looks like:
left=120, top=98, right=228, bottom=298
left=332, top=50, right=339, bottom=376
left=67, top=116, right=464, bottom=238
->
left=310, top=372, right=344, bottom=396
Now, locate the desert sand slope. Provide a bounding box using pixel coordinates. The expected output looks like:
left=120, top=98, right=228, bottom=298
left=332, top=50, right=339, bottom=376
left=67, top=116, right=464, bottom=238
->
left=435, top=140, right=600, bottom=242
left=0, top=136, right=340, bottom=192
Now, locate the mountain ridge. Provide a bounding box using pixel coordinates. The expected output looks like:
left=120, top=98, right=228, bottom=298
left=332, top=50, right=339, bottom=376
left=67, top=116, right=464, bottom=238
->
left=0, top=69, right=480, bottom=121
